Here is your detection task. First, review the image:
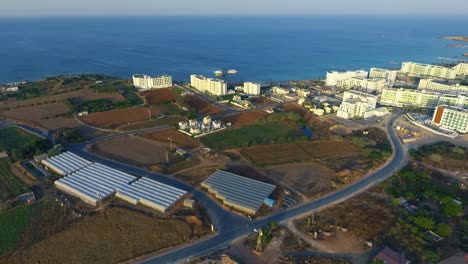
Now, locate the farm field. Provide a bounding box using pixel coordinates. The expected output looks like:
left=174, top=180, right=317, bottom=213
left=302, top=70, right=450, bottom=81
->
left=0, top=158, right=28, bottom=202
left=80, top=107, right=158, bottom=129
left=141, top=88, right=177, bottom=105
left=90, top=136, right=167, bottom=166
left=241, top=140, right=359, bottom=166
left=0, top=205, right=34, bottom=256
left=0, top=127, right=40, bottom=151
left=266, top=162, right=336, bottom=196
left=1, top=102, right=79, bottom=130
left=5, top=207, right=192, bottom=264
left=119, top=116, right=185, bottom=131
left=200, top=121, right=302, bottom=150
left=140, top=128, right=198, bottom=149
left=184, top=95, right=223, bottom=115
left=220, top=110, right=267, bottom=127
left=68, top=92, right=124, bottom=104
left=282, top=103, right=335, bottom=139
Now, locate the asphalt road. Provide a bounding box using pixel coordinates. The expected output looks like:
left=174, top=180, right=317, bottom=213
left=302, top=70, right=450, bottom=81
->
left=139, top=111, right=408, bottom=263
left=3, top=110, right=407, bottom=264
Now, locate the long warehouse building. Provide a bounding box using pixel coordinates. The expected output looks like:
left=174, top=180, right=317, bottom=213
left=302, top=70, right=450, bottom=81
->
left=116, top=177, right=187, bottom=213
left=201, top=170, right=276, bottom=215
left=41, top=151, right=92, bottom=176
left=55, top=163, right=137, bottom=205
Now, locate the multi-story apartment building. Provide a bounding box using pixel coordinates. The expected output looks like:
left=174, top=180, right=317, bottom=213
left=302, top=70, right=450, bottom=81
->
left=325, top=70, right=368, bottom=86
left=190, top=75, right=227, bottom=96
left=380, top=88, right=467, bottom=108
left=454, top=63, right=468, bottom=77
left=132, top=74, right=173, bottom=90
left=418, top=79, right=468, bottom=95
left=337, top=90, right=378, bottom=119
left=369, top=68, right=397, bottom=84
left=400, top=62, right=457, bottom=79
left=243, top=82, right=261, bottom=95
left=336, top=77, right=388, bottom=94
left=433, top=105, right=468, bottom=133
left=271, top=86, right=290, bottom=95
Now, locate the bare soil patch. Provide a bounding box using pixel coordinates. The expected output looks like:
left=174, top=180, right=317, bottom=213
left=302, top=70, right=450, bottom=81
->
left=69, top=92, right=124, bottom=104
left=1, top=102, right=79, bottom=130
left=7, top=207, right=192, bottom=264
left=220, top=110, right=267, bottom=127
left=141, top=88, right=177, bottom=105
left=90, top=136, right=167, bottom=166
left=266, top=162, right=335, bottom=196
left=184, top=95, right=223, bottom=115
left=80, top=107, right=158, bottom=129
left=250, top=96, right=275, bottom=107
left=140, top=128, right=198, bottom=149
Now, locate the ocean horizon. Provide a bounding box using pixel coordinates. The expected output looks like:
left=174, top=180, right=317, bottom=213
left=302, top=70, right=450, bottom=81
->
left=0, top=15, right=467, bottom=83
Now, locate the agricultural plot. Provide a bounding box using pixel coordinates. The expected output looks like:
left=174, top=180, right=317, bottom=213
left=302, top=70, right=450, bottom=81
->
left=90, top=136, right=167, bottom=166
left=140, top=128, right=198, bottom=148
left=7, top=208, right=192, bottom=264
left=141, top=88, right=177, bottom=105
left=1, top=102, right=78, bottom=130
left=184, top=95, right=223, bottom=115
left=80, top=107, right=157, bottom=129
left=0, top=205, right=34, bottom=256
left=241, top=140, right=359, bottom=166
left=220, top=110, right=267, bottom=127
left=0, top=127, right=40, bottom=152
left=200, top=121, right=302, bottom=150
left=68, top=92, right=124, bottom=104
left=0, top=158, right=28, bottom=201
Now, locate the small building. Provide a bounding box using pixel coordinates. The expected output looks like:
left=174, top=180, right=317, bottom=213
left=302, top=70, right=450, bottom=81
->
left=189, top=127, right=200, bottom=135
left=212, top=120, right=222, bottom=129
left=176, top=148, right=189, bottom=157
left=16, top=192, right=36, bottom=204
left=188, top=119, right=198, bottom=127
left=78, top=111, right=89, bottom=116
left=183, top=198, right=195, bottom=209
left=263, top=198, right=276, bottom=207
left=311, top=108, right=325, bottom=116
left=178, top=121, right=187, bottom=130
left=203, top=116, right=212, bottom=125
left=33, top=153, right=49, bottom=163
left=374, top=247, right=410, bottom=264
left=0, top=150, right=8, bottom=159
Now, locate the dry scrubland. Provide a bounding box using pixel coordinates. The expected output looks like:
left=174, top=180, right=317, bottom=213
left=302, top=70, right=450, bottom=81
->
left=90, top=136, right=167, bottom=166
left=184, top=95, right=223, bottom=115
left=68, top=92, right=124, bottom=104
left=282, top=103, right=335, bottom=139
left=241, top=141, right=359, bottom=166
left=80, top=107, right=158, bottom=129
left=220, top=111, right=267, bottom=127
left=140, top=128, right=199, bottom=149
left=7, top=207, right=192, bottom=264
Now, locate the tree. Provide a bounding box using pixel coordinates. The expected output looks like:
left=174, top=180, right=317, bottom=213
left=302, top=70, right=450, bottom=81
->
left=443, top=202, right=463, bottom=217
left=423, top=250, right=440, bottom=263
left=436, top=223, right=452, bottom=237
left=413, top=216, right=435, bottom=230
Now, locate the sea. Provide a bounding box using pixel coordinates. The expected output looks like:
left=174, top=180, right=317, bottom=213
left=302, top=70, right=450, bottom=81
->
left=0, top=15, right=467, bottom=84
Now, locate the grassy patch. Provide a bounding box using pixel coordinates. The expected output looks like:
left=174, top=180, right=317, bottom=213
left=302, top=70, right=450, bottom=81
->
left=0, top=158, right=28, bottom=201
left=119, top=116, right=185, bottom=131
left=200, top=121, right=303, bottom=150
left=0, top=127, right=40, bottom=152
left=0, top=205, right=34, bottom=256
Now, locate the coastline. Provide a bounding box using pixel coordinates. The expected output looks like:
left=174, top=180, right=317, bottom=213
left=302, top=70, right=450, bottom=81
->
left=442, top=36, right=468, bottom=42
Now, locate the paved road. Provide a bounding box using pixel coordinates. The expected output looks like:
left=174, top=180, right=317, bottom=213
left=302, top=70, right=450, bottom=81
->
left=3, top=110, right=407, bottom=264
left=140, top=111, right=408, bottom=263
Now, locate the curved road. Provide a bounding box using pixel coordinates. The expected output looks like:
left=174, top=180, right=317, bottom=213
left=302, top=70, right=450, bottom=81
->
left=3, top=111, right=407, bottom=263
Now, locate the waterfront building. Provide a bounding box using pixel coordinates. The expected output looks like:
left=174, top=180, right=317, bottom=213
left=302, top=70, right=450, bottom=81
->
left=243, top=82, right=261, bottom=95
left=336, top=90, right=378, bottom=119
left=454, top=63, right=468, bottom=76
left=132, top=74, right=173, bottom=90
left=432, top=105, right=468, bottom=133
left=271, top=86, right=290, bottom=95
left=369, top=68, right=397, bottom=84
left=325, top=70, right=368, bottom=86
left=336, top=77, right=388, bottom=94
left=400, top=62, right=457, bottom=79
left=380, top=88, right=467, bottom=108
left=190, top=75, right=227, bottom=96
left=418, top=79, right=468, bottom=95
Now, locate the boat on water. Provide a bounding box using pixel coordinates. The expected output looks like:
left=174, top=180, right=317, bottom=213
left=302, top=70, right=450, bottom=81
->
left=214, top=70, right=223, bottom=76
left=227, top=69, right=237, bottom=74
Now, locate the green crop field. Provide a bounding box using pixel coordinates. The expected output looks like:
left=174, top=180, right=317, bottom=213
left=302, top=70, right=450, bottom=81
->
left=200, top=121, right=303, bottom=150
left=0, top=205, right=34, bottom=256
left=0, top=127, right=40, bottom=151
left=0, top=158, right=28, bottom=201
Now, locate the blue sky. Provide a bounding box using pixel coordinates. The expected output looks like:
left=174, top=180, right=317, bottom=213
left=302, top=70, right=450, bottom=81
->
left=1, top=0, right=468, bottom=16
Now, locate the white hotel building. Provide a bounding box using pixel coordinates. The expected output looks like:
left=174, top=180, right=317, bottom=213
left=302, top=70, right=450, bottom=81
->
left=336, top=77, right=389, bottom=94
left=418, top=79, right=468, bottom=95
left=190, top=75, right=227, bottom=96
left=400, top=62, right=457, bottom=79
left=337, top=90, right=378, bottom=119
left=325, top=70, right=368, bottom=86
left=380, top=88, right=467, bottom=108
left=243, top=82, right=261, bottom=95
left=369, top=68, right=397, bottom=84
left=132, top=74, right=173, bottom=90
left=433, top=105, right=468, bottom=134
